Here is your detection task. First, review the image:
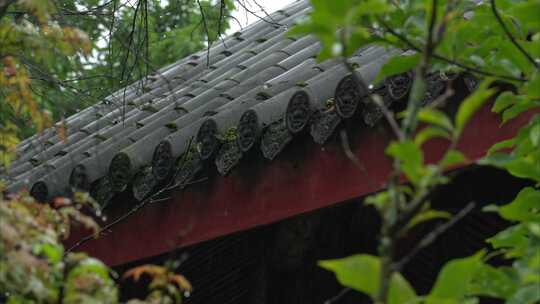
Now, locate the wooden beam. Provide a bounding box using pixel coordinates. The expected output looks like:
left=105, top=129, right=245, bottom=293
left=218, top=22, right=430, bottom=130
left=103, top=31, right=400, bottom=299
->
left=65, top=104, right=535, bottom=266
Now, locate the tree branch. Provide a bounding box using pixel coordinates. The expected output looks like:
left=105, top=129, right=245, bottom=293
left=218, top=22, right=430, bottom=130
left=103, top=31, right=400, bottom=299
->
left=66, top=138, right=198, bottom=253
left=234, top=0, right=283, bottom=27
left=377, top=18, right=527, bottom=82
left=196, top=0, right=211, bottom=66
left=324, top=288, right=352, bottom=304
left=376, top=0, right=440, bottom=301
left=490, top=0, right=539, bottom=69
left=344, top=58, right=405, bottom=141
left=393, top=202, right=476, bottom=271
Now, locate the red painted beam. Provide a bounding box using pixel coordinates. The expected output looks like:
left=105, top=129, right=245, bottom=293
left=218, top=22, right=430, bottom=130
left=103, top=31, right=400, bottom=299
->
left=66, top=105, right=535, bottom=266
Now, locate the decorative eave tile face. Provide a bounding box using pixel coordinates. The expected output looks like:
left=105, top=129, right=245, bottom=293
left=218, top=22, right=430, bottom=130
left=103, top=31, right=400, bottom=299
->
left=2, top=0, right=451, bottom=206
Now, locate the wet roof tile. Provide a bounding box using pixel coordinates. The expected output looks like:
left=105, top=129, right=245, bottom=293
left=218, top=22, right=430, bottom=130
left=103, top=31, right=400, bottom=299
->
left=3, top=0, right=428, bottom=205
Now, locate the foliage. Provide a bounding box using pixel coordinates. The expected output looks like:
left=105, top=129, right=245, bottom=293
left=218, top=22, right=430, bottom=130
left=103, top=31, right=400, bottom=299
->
left=292, top=0, right=540, bottom=303
left=0, top=189, right=191, bottom=303
left=63, top=0, right=233, bottom=106
left=319, top=254, right=417, bottom=304
left=473, top=97, right=540, bottom=303
left=0, top=0, right=90, bottom=167
left=124, top=263, right=192, bottom=304
left=0, top=0, right=232, bottom=167
left=0, top=1, right=226, bottom=302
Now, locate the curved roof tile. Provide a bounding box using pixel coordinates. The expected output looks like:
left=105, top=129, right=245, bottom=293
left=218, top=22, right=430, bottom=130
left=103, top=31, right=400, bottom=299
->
left=3, top=0, right=435, bottom=206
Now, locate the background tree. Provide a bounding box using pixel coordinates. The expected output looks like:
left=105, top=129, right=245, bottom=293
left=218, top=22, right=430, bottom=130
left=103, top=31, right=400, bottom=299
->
left=0, top=0, right=89, bottom=167
left=0, top=0, right=232, bottom=148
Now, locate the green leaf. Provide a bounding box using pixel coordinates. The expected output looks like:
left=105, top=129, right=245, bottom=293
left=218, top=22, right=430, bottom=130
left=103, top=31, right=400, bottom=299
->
left=415, top=126, right=451, bottom=146
left=386, top=140, right=424, bottom=185
left=498, top=187, right=540, bottom=222
left=439, top=150, right=467, bottom=169
left=365, top=191, right=391, bottom=212
left=492, top=91, right=516, bottom=113
left=479, top=153, right=540, bottom=182
left=310, top=0, right=353, bottom=20
left=487, top=138, right=516, bottom=155
left=488, top=225, right=529, bottom=258
left=353, top=0, right=393, bottom=17
left=478, top=152, right=515, bottom=167
left=375, top=53, right=420, bottom=83
left=417, top=108, right=454, bottom=131
left=530, top=123, right=540, bottom=147
left=469, top=264, right=518, bottom=299
left=455, top=79, right=496, bottom=137
left=319, top=254, right=417, bottom=304
left=405, top=209, right=451, bottom=231
left=344, top=27, right=373, bottom=57
left=288, top=22, right=332, bottom=38
left=67, top=257, right=111, bottom=282
left=426, top=252, right=484, bottom=303
left=492, top=92, right=539, bottom=124
left=503, top=158, right=540, bottom=182
left=41, top=243, right=64, bottom=264
left=319, top=255, right=379, bottom=297
left=489, top=35, right=536, bottom=75
left=288, top=21, right=335, bottom=61
left=502, top=99, right=540, bottom=124
left=509, top=1, right=540, bottom=31
left=507, top=284, right=540, bottom=304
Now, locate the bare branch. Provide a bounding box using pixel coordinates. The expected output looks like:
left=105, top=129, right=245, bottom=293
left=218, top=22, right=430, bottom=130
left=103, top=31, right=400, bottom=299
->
left=196, top=0, right=211, bottom=66
left=216, top=0, right=227, bottom=46
left=339, top=129, right=379, bottom=191
left=324, top=288, right=352, bottom=304
left=66, top=138, right=197, bottom=253
left=251, top=0, right=279, bottom=25
left=234, top=0, right=283, bottom=27
left=393, top=202, right=476, bottom=271
left=339, top=51, right=404, bottom=140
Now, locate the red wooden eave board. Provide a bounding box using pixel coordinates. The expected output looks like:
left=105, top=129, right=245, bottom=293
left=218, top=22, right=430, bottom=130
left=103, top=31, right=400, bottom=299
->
left=66, top=104, right=535, bottom=266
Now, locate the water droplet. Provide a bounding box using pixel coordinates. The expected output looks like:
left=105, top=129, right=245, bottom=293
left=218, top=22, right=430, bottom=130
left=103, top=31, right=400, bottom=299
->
left=332, top=43, right=343, bottom=56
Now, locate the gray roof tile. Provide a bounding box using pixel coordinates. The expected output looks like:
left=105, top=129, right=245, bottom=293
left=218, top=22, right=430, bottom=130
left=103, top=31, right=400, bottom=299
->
left=3, top=0, right=436, bottom=206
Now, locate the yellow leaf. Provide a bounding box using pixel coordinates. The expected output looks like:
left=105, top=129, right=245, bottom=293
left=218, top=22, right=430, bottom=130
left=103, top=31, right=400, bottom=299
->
left=123, top=265, right=167, bottom=282
left=168, top=274, right=192, bottom=292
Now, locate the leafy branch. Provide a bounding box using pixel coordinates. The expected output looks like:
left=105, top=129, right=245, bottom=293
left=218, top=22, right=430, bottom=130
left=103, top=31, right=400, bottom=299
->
left=293, top=0, right=540, bottom=303
left=376, top=18, right=528, bottom=83
left=490, top=0, right=539, bottom=69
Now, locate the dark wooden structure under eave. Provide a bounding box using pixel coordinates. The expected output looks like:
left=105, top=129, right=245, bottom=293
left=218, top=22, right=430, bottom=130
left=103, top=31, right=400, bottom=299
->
left=65, top=103, right=532, bottom=266
left=2, top=1, right=536, bottom=303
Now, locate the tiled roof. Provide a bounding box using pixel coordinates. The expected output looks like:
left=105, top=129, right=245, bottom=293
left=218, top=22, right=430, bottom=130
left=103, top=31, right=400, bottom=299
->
left=3, top=0, right=440, bottom=206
